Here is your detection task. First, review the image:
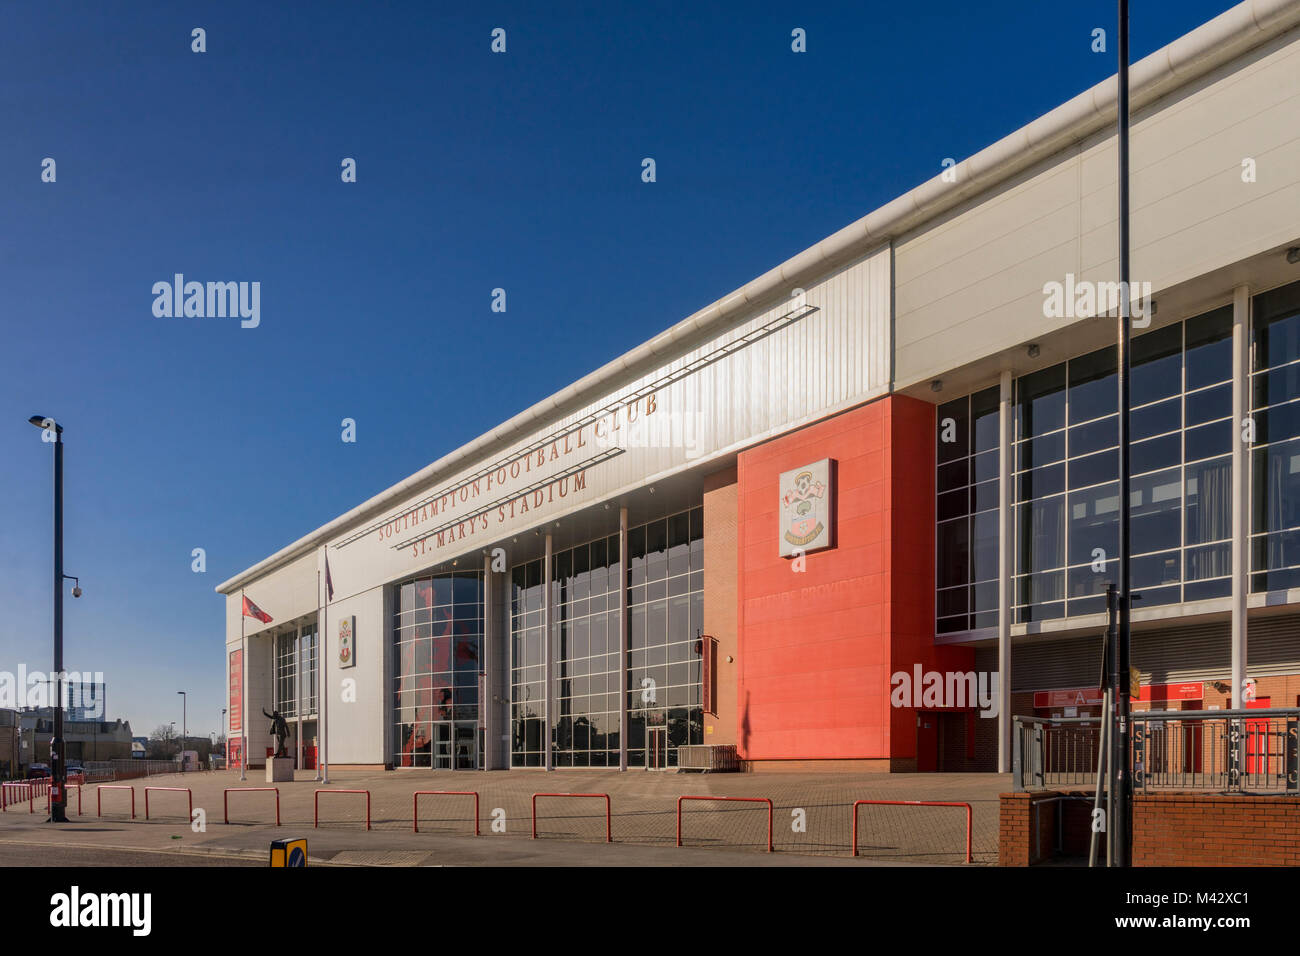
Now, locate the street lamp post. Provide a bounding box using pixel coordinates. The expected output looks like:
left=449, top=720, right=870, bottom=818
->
left=177, top=691, right=187, bottom=771
left=28, top=415, right=79, bottom=824
left=1113, top=0, right=1134, bottom=868
left=222, top=707, right=227, bottom=769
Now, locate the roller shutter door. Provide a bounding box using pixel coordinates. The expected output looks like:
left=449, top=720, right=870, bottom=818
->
left=1011, top=621, right=1230, bottom=691
left=1246, top=613, right=1300, bottom=676
left=1007, top=613, right=1300, bottom=691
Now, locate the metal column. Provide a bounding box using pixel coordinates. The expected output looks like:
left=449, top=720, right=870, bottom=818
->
left=483, top=551, right=496, bottom=770
left=543, top=532, right=554, bottom=771
left=296, top=627, right=303, bottom=771
left=997, top=369, right=1014, bottom=772
left=1231, top=284, right=1251, bottom=709
left=618, top=507, right=630, bottom=771
left=1113, top=0, right=1134, bottom=866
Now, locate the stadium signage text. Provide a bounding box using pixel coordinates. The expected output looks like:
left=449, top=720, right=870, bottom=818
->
left=375, top=391, right=660, bottom=560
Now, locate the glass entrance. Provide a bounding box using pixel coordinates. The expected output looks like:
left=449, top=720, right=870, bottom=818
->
left=432, top=723, right=451, bottom=769
left=454, top=722, right=477, bottom=770
left=646, top=726, right=668, bottom=770
left=392, top=571, right=484, bottom=769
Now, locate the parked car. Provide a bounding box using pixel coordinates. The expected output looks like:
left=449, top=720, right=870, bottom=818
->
left=26, top=763, right=50, bottom=779
left=65, top=762, right=85, bottom=776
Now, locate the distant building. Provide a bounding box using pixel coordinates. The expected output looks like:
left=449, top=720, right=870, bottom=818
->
left=18, top=711, right=133, bottom=766
left=64, top=681, right=106, bottom=721
left=0, top=709, right=18, bottom=778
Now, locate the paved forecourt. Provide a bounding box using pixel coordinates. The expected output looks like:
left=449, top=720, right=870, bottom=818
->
left=0, top=768, right=1007, bottom=865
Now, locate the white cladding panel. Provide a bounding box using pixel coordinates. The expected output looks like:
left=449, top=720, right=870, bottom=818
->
left=223, top=550, right=319, bottom=647
left=321, top=586, right=386, bottom=765
left=894, top=26, right=1300, bottom=390
left=323, top=247, right=891, bottom=601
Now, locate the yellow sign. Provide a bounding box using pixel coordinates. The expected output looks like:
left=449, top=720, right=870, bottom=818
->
left=269, top=837, right=308, bottom=867
left=1130, top=667, right=1142, bottom=700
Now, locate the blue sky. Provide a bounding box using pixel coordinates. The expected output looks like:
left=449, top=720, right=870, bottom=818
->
left=0, top=0, right=1238, bottom=738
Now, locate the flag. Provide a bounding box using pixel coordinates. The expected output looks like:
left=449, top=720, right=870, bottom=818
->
left=241, top=595, right=272, bottom=623
left=324, top=551, right=335, bottom=602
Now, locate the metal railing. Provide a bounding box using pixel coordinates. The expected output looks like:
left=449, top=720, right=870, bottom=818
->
left=84, top=759, right=181, bottom=781
left=1014, top=709, right=1300, bottom=794
left=677, top=745, right=738, bottom=771
left=1013, top=716, right=1104, bottom=790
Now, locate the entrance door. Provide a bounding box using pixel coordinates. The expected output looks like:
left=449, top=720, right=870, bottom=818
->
left=646, top=727, right=667, bottom=770
left=433, top=723, right=452, bottom=769
left=916, top=713, right=937, bottom=772
left=1246, top=698, right=1272, bottom=777
left=936, top=712, right=968, bottom=771
left=454, top=722, right=477, bottom=770
left=1180, top=703, right=1203, bottom=777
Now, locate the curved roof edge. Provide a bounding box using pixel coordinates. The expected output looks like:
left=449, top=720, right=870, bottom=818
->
left=217, top=0, right=1300, bottom=595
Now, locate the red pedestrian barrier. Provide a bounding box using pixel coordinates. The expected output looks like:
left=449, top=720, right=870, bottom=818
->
left=3, top=782, right=34, bottom=813
left=145, top=787, right=193, bottom=821
left=531, top=793, right=611, bottom=842
left=850, top=800, right=972, bottom=863
left=413, top=791, right=480, bottom=835
left=97, top=785, right=135, bottom=819
left=224, top=787, right=280, bottom=826
left=46, top=785, right=83, bottom=816
left=314, top=789, right=370, bottom=830
left=676, top=796, right=773, bottom=852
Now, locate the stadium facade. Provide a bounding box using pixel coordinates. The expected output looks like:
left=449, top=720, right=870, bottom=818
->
left=218, top=0, right=1300, bottom=773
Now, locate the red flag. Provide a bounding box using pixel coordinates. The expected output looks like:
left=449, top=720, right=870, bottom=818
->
left=241, top=595, right=272, bottom=623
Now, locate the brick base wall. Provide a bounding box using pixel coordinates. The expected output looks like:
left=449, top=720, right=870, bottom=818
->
left=999, top=791, right=1087, bottom=865
left=740, top=758, right=894, bottom=773
left=1001, top=789, right=1300, bottom=865
left=1133, top=793, right=1300, bottom=866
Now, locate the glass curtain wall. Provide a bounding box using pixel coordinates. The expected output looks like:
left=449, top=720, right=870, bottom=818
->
left=299, top=622, right=318, bottom=717
left=550, top=534, right=622, bottom=767
left=509, top=562, right=546, bottom=766
left=1252, top=279, right=1300, bottom=592
left=392, top=572, right=484, bottom=768
left=509, top=506, right=704, bottom=768
left=935, top=306, right=1234, bottom=632
left=626, top=508, right=704, bottom=768
left=274, top=632, right=297, bottom=718
left=936, top=386, right=1000, bottom=633
left=272, top=624, right=319, bottom=721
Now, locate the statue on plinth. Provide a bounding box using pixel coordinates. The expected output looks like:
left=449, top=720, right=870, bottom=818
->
left=262, top=708, right=290, bottom=758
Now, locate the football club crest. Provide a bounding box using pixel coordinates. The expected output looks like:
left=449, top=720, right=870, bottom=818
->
left=779, top=459, right=834, bottom=556
left=338, top=616, right=356, bottom=669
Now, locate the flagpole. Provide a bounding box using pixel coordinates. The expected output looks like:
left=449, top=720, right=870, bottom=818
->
left=315, top=568, right=323, bottom=782
left=322, top=547, right=330, bottom=785
left=296, top=597, right=303, bottom=775
left=239, top=588, right=247, bottom=783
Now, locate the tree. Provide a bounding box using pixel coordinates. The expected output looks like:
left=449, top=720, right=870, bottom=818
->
left=147, top=724, right=179, bottom=759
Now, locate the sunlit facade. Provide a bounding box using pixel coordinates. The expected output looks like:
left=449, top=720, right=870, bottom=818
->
left=220, top=7, right=1300, bottom=773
